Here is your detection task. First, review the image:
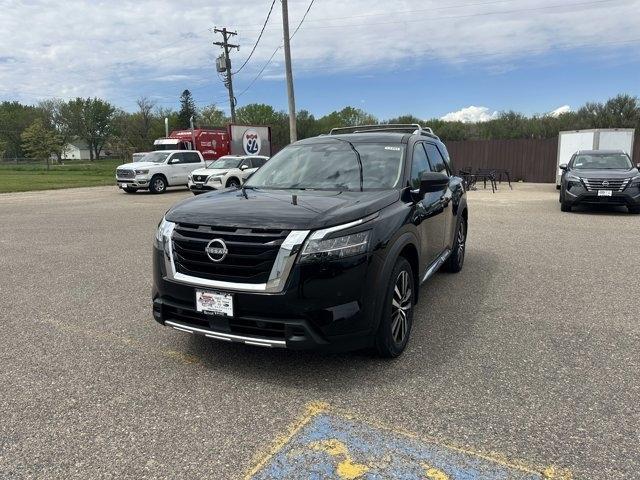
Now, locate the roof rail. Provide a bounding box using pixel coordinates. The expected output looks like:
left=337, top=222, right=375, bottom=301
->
left=329, top=123, right=439, bottom=139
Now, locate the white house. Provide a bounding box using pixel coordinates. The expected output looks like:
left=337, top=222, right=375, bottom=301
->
left=61, top=139, right=92, bottom=160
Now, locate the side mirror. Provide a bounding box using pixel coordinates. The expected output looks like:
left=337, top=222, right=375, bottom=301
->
left=419, top=172, right=449, bottom=196
left=636, top=163, right=640, bottom=170
left=169, top=158, right=179, bottom=164
left=240, top=164, right=249, bottom=170
left=559, top=163, right=568, bottom=171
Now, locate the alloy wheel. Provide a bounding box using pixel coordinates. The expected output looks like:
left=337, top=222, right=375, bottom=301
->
left=391, top=270, right=412, bottom=344
left=456, top=221, right=466, bottom=267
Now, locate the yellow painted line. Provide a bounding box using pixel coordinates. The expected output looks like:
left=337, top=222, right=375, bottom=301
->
left=309, top=439, right=370, bottom=479
left=423, top=464, right=451, bottom=480
left=245, top=402, right=573, bottom=480
left=244, top=401, right=330, bottom=479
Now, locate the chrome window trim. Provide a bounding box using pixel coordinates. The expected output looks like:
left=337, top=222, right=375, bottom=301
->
left=160, top=221, right=310, bottom=293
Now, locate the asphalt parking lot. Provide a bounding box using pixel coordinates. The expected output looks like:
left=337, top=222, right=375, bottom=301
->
left=1, top=183, right=639, bottom=479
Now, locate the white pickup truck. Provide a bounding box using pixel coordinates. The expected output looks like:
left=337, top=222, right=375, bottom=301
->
left=115, top=150, right=205, bottom=193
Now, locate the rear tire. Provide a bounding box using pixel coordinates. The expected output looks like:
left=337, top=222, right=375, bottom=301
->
left=443, top=218, right=466, bottom=273
left=629, top=206, right=640, bottom=214
left=375, top=257, right=414, bottom=358
left=150, top=175, right=167, bottom=194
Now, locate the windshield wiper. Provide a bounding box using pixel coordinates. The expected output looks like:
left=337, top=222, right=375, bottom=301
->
left=329, top=137, right=364, bottom=192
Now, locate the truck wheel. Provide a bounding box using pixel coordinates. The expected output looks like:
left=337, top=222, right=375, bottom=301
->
left=226, top=178, right=240, bottom=188
left=150, top=175, right=167, bottom=194
left=375, top=257, right=414, bottom=358
left=443, top=217, right=466, bottom=273
left=560, top=201, right=572, bottom=212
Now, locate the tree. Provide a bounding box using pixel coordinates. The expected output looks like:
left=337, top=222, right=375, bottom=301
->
left=21, top=119, right=62, bottom=170
left=133, top=97, right=156, bottom=149
left=200, top=104, right=228, bottom=127
left=0, top=101, right=40, bottom=159
left=38, top=99, right=71, bottom=162
left=178, top=89, right=197, bottom=129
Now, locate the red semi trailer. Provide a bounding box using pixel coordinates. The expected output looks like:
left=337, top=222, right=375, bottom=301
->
left=153, top=125, right=271, bottom=161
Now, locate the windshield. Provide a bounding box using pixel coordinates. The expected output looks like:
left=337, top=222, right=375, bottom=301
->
left=142, top=151, right=171, bottom=163
left=133, top=153, right=147, bottom=162
left=206, top=157, right=242, bottom=169
left=245, top=142, right=404, bottom=190
left=572, top=153, right=632, bottom=170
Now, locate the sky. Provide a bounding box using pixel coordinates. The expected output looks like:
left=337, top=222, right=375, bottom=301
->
left=1, top=0, right=639, bottom=122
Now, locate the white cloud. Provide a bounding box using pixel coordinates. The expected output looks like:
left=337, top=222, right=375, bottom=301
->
left=0, top=0, right=638, bottom=108
left=442, top=106, right=498, bottom=123
left=548, top=105, right=572, bottom=117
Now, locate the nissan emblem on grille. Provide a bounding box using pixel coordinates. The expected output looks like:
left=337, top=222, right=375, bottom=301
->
left=602, top=180, right=609, bottom=187
left=205, top=238, right=228, bottom=262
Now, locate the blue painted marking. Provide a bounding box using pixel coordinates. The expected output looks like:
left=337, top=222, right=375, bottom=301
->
left=252, top=412, right=548, bottom=479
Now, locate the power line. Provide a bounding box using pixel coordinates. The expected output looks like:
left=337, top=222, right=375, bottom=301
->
left=234, top=0, right=624, bottom=32
left=236, top=0, right=316, bottom=99
left=290, top=0, right=316, bottom=39
left=232, top=0, right=277, bottom=75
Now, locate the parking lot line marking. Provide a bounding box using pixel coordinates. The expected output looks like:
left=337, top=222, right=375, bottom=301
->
left=246, top=402, right=573, bottom=480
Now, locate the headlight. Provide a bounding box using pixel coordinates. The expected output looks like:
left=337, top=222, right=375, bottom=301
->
left=154, top=217, right=175, bottom=249
left=135, top=169, right=149, bottom=175
left=299, top=230, right=371, bottom=263
left=565, top=174, right=582, bottom=183
left=631, top=175, right=640, bottom=186
left=209, top=176, right=222, bottom=183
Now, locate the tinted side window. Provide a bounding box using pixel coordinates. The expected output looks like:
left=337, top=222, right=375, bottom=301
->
left=168, top=153, right=183, bottom=164
left=252, top=158, right=266, bottom=167
left=424, top=143, right=448, bottom=174
left=410, top=143, right=430, bottom=188
left=184, top=152, right=201, bottom=163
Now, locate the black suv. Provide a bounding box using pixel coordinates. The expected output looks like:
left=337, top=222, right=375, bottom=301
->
left=152, top=124, right=468, bottom=357
left=559, top=149, right=640, bottom=213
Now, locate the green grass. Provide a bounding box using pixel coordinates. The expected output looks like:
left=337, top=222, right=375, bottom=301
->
left=0, top=159, right=124, bottom=193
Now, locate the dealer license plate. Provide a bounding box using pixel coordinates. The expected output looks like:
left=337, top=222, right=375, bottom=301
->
left=196, top=290, right=233, bottom=317
left=598, top=190, right=612, bottom=197
left=119, top=183, right=127, bottom=188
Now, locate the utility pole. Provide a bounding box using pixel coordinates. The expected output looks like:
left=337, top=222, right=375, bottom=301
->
left=281, top=0, right=297, bottom=142
left=214, top=27, right=239, bottom=123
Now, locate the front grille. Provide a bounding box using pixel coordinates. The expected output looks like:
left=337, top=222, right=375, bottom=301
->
left=172, top=224, right=290, bottom=284
left=583, top=178, right=630, bottom=192
left=116, top=169, right=135, bottom=179
left=193, top=175, right=209, bottom=182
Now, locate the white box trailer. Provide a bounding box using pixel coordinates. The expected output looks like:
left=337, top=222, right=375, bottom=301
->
left=556, top=128, right=635, bottom=187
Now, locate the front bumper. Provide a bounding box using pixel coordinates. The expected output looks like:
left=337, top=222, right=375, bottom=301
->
left=565, top=185, right=640, bottom=207
left=152, top=246, right=382, bottom=352
left=116, top=176, right=150, bottom=189
left=188, top=179, right=222, bottom=193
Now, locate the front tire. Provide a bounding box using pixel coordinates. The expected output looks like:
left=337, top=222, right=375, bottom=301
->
left=150, top=175, right=167, bottom=194
left=443, top=218, right=466, bottom=273
left=375, top=257, right=414, bottom=358
left=226, top=178, right=240, bottom=188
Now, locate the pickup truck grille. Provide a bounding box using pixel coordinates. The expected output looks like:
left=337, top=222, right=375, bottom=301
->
left=583, top=178, right=630, bottom=192
left=116, top=169, right=135, bottom=179
left=172, top=224, right=290, bottom=284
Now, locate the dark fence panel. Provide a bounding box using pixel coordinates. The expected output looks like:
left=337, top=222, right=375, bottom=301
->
left=446, top=135, right=640, bottom=183
left=446, top=138, right=558, bottom=183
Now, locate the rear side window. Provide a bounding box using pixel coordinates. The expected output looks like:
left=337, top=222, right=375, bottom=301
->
left=410, top=143, right=430, bottom=189
left=424, top=143, right=448, bottom=174
left=181, top=152, right=201, bottom=163
left=252, top=158, right=266, bottom=167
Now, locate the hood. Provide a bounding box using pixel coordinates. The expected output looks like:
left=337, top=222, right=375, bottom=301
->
left=191, top=168, right=230, bottom=176
left=117, top=161, right=158, bottom=170
left=166, top=188, right=400, bottom=230
left=572, top=168, right=638, bottom=179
